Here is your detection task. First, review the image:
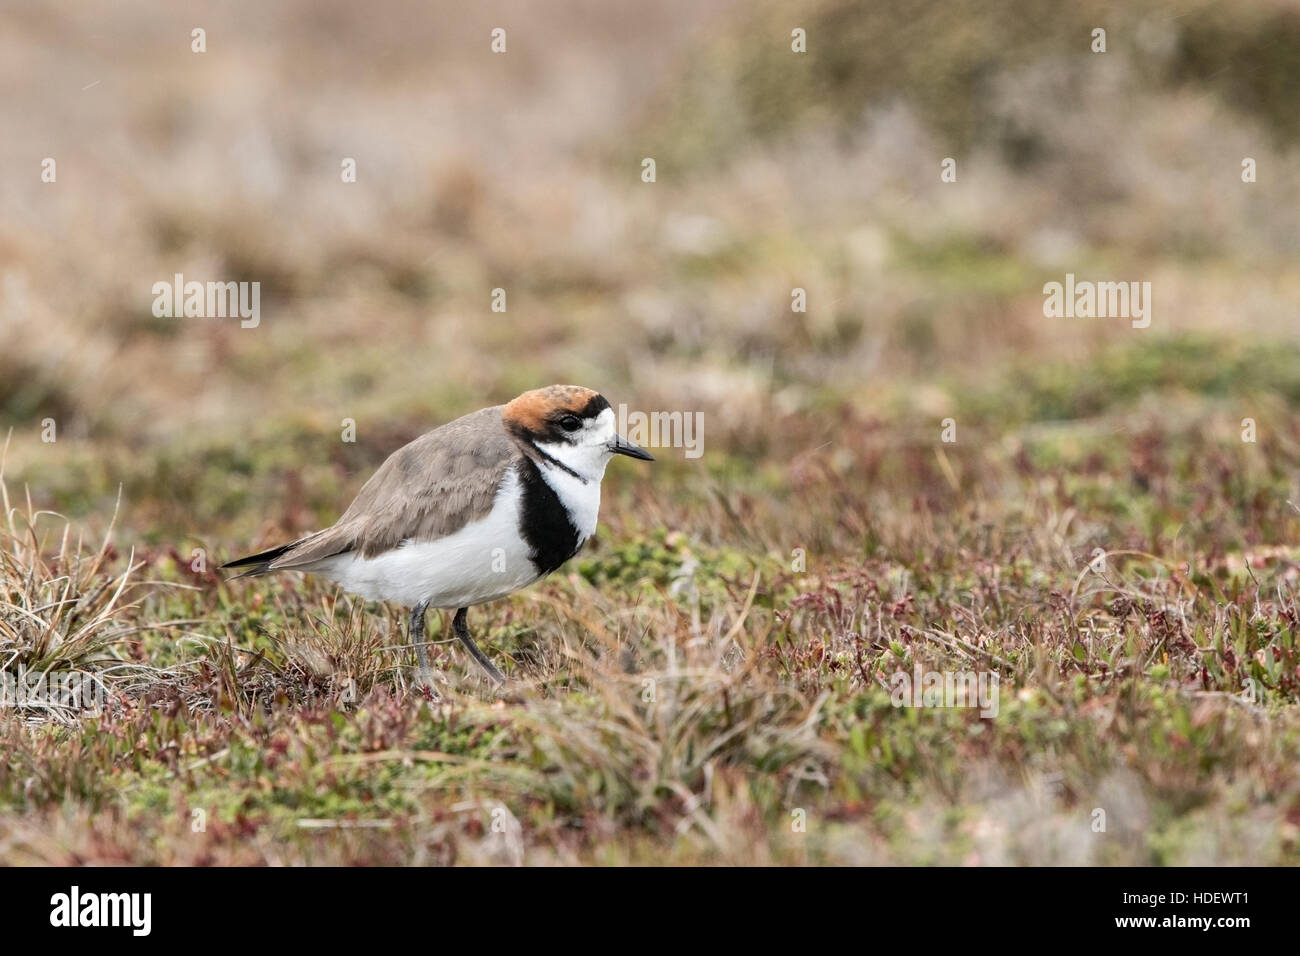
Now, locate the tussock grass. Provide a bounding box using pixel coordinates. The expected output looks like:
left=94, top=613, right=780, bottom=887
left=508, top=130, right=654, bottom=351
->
left=0, top=463, right=153, bottom=721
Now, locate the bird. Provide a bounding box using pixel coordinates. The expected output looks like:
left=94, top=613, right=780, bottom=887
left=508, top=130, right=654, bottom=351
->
left=222, top=385, right=654, bottom=687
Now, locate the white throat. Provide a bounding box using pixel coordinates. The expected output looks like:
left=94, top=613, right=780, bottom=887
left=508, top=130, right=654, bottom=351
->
left=527, top=405, right=618, bottom=539
left=532, top=446, right=606, bottom=540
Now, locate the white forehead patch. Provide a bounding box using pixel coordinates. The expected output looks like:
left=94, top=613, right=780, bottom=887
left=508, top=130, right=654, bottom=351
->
left=583, top=407, right=616, bottom=442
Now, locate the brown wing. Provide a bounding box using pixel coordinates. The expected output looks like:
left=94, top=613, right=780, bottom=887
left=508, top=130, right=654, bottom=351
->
left=268, top=405, right=519, bottom=570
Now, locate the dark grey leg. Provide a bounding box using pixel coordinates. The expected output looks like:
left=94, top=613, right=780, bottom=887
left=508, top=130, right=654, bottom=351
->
left=409, top=601, right=432, bottom=687
left=453, top=607, right=507, bottom=685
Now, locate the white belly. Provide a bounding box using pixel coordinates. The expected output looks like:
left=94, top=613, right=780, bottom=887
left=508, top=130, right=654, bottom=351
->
left=312, top=470, right=540, bottom=608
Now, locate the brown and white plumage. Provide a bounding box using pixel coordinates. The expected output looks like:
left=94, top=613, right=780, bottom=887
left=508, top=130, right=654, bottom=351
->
left=223, top=385, right=653, bottom=685
left=231, top=406, right=516, bottom=572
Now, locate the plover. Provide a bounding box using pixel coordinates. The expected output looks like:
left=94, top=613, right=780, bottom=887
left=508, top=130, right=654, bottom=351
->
left=223, top=385, right=653, bottom=686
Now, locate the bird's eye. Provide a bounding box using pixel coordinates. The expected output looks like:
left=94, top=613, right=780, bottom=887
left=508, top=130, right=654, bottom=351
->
left=559, top=415, right=582, bottom=432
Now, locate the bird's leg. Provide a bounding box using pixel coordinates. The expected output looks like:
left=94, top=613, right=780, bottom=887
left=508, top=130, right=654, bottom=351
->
left=409, top=601, right=433, bottom=688
left=453, top=607, right=507, bottom=686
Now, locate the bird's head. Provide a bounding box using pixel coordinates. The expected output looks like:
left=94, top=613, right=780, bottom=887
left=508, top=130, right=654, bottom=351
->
left=503, top=384, right=653, bottom=480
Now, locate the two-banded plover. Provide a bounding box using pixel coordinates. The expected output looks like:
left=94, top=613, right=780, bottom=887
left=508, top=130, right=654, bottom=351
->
left=223, top=385, right=653, bottom=686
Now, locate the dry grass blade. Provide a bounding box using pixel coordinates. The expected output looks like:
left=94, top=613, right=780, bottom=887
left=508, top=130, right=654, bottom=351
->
left=0, top=467, right=152, bottom=717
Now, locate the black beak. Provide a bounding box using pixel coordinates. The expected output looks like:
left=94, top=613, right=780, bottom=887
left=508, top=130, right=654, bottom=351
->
left=609, top=435, right=654, bottom=461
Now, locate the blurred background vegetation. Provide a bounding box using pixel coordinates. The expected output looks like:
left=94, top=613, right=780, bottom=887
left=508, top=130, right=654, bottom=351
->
left=1, top=0, right=1296, bottom=546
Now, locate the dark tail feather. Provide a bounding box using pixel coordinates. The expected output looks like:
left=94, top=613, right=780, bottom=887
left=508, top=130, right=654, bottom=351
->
left=221, top=541, right=297, bottom=579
